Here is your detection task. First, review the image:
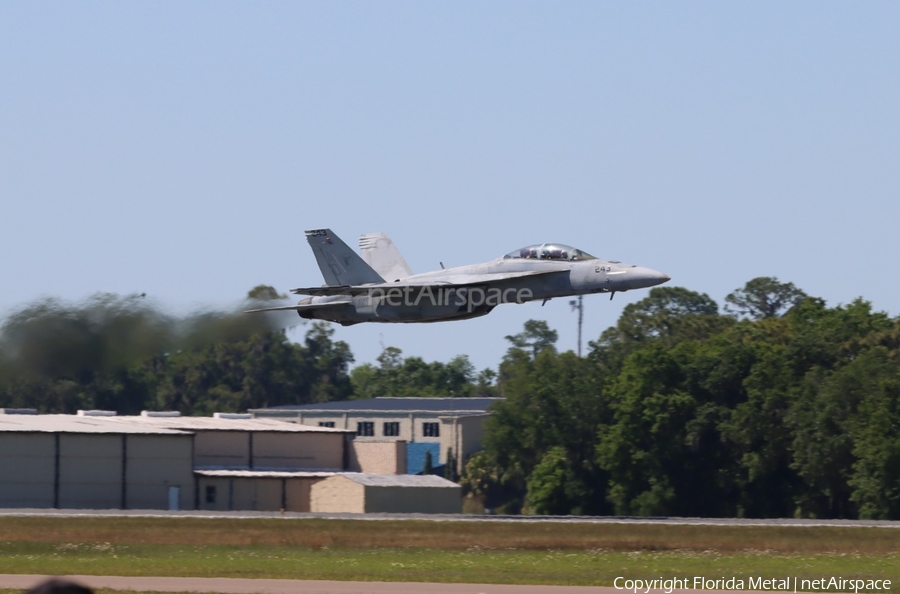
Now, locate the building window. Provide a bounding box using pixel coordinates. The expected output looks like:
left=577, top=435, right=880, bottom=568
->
left=423, top=422, right=440, bottom=437
left=318, top=421, right=335, bottom=428
left=205, top=485, right=216, bottom=504
left=357, top=421, right=374, bottom=437
left=383, top=421, right=400, bottom=437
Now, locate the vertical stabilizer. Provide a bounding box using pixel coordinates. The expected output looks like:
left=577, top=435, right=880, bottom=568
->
left=305, top=229, right=385, bottom=286
left=359, top=232, right=414, bottom=282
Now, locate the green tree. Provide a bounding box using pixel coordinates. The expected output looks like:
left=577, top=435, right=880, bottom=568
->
left=596, top=343, right=697, bottom=516
left=505, top=320, right=558, bottom=359
left=782, top=301, right=891, bottom=518
left=460, top=451, right=517, bottom=512
left=486, top=345, right=609, bottom=515
left=377, top=346, right=403, bottom=370
left=473, top=368, right=498, bottom=398
left=0, top=294, right=174, bottom=384
left=844, top=348, right=900, bottom=519
left=445, top=447, right=458, bottom=482
left=350, top=346, right=485, bottom=399
left=0, top=292, right=354, bottom=415
left=525, top=446, right=578, bottom=515
left=302, top=322, right=355, bottom=403
left=718, top=327, right=800, bottom=517
left=725, top=277, right=807, bottom=320
left=597, top=286, right=723, bottom=346
left=349, top=364, right=381, bottom=400
left=246, top=285, right=287, bottom=301
left=475, top=278, right=900, bottom=519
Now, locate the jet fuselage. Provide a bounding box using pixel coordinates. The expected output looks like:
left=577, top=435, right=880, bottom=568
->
left=295, top=254, right=669, bottom=325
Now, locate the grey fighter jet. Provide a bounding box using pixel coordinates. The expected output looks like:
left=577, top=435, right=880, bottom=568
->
left=247, top=229, right=670, bottom=325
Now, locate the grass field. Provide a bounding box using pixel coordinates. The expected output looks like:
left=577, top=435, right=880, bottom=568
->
left=0, top=517, right=898, bottom=587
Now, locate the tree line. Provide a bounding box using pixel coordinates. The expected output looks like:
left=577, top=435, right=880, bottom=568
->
left=465, top=278, right=900, bottom=520
left=0, top=286, right=495, bottom=415
left=0, top=288, right=356, bottom=414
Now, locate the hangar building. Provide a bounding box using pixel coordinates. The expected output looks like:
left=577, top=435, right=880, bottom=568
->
left=0, top=412, right=194, bottom=510
left=0, top=409, right=458, bottom=513
left=250, top=397, right=500, bottom=474
left=311, top=474, right=461, bottom=514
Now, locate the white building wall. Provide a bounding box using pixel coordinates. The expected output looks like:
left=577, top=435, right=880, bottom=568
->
left=0, top=434, right=55, bottom=508
left=253, top=432, right=343, bottom=470
left=193, top=431, right=249, bottom=468
left=349, top=441, right=406, bottom=474
left=293, top=412, right=449, bottom=445
left=59, top=434, right=123, bottom=509
left=458, top=414, right=489, bottom=459
left=126, top=434, right=194, bottom=510
left=310, top=475, right=365, bottom=513
left=440, top=414, right=490, bottom=472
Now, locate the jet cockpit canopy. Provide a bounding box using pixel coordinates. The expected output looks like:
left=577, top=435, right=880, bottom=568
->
left=503, top=243, right=597, bottom=262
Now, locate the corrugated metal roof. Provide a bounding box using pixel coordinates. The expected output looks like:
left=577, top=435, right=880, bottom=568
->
left=104, top=415, right=353, bottom=433
left=252, top=397, right=502, bottom=414
left=0, top=414, right=353, bottom=434
left=194, top=469, right=340, bottom=478
left=337, top=473, right=460, bottom=488
left=0, top=415, right=188, bottom=435
left=195, top=470, right=460, bottom=487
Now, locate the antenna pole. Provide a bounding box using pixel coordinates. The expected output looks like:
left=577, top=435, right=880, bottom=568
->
left=570, top=295, right=584, bottom=357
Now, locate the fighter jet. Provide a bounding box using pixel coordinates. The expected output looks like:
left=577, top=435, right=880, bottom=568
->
left=247, top=229, right=670, bottom=325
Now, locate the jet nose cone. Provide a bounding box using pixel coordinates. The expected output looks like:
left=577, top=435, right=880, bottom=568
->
left=650, top=270, right=670, bottom=286
left=629, top=267, right=670, bottom=289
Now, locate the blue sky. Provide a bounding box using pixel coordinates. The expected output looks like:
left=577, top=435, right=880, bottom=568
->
left=2, top=2, right=898, bottom=372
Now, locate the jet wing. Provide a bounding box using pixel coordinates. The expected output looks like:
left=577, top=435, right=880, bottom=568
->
left=290, top=269, right=565, bottom=297
left=288, top=285, right=358, bottom=297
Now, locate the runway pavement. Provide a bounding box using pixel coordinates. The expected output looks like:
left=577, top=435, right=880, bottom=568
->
left=0, top=508, right=898, bottom=528
left=0, top=575, right=612, bottom=593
